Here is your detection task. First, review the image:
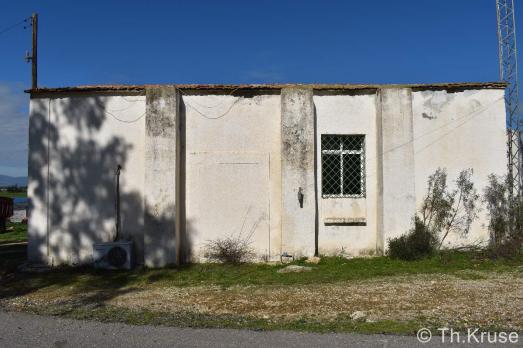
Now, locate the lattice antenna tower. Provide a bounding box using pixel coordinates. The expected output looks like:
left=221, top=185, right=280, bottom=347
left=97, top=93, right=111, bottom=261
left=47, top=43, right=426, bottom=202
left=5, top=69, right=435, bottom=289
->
left=497, top=0, right=521, bottom=194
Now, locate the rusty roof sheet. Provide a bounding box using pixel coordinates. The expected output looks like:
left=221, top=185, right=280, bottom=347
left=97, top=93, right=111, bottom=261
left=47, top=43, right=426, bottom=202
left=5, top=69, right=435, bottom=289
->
left=26, top=82, right=507, bottom=94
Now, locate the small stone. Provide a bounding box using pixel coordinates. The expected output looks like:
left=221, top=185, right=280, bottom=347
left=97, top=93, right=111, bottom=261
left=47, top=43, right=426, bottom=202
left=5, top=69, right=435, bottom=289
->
left=277, top=265, right=313, bottom=273
left=350, top=311, right=366, bottom=321
left=305, top=256, right=321, bottom=264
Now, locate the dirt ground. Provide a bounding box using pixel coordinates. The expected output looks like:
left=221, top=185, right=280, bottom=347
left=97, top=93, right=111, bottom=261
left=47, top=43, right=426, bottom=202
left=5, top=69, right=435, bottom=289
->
left=4, top=270, right=523, bottom=331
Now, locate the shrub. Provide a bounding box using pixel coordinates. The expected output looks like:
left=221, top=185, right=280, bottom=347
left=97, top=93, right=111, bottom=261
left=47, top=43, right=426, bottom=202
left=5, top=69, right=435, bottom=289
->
left=483, top=174, right=523, bottom=258
left=388, top=168, right=479, bottom=261
left=204, top=236, right=254, bottom=265
left=388, top=216, right=437, bottom=260
left=420, top=168, right=479, bottom=249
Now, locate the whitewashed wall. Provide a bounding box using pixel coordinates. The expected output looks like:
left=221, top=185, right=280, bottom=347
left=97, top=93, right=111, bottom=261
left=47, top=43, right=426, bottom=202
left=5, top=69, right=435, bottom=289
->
left=314, top=93, right=379, bottom=256
left=28, top=87, right=508, bottom=266
left=184, top=94, right=282, bottom=261
left=412, top=89, right=507, bottom=247
left=28, top=94, right=146, bottom=265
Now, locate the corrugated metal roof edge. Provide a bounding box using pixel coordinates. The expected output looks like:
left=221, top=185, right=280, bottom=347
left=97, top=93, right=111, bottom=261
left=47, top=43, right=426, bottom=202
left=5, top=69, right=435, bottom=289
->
left=26, top=82, right=508, bottom=94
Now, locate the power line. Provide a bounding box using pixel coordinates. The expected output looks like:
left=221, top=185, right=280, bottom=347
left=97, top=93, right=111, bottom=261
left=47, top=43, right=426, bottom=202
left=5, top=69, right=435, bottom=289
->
left=0, top=17, right=31, bottom=37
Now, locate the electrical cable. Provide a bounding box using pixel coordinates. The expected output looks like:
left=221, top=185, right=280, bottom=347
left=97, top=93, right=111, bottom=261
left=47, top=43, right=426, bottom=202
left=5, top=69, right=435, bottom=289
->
left=0, top=17, right=30, bottom=36
left=103, top=109, right=146, bottom=123
left=383, top=96, right=504, bottom=157
left=106, top=102, right=145, bottom=113
left=184, top=97, right=241, bottom=120
left=179, top=87, right=243, bottom=119
left=178, top=87, right=240, bottom=109
left=97, top=94, right=147, bottom=123
left=348, top=96, right=504, bottom=182
left=120, top=95, right=146, bottom=102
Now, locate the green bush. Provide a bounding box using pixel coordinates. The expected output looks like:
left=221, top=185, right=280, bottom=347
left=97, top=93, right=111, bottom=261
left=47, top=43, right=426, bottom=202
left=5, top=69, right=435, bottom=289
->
left=388, top=217, right=437, bottom=261
left=483, top=174, right=523, bottom=258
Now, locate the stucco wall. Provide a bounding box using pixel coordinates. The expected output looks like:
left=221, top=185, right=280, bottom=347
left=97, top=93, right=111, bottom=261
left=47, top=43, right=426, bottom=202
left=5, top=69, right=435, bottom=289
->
left=314, top=92, right=379, bottom=256
left=27, top=86, right=508, bottom=266
left=27, top=97, right=50, bottom=264
left=184, top=93, right=282, bottom=261
left=28, top=94, right=146, bottom=265
left=412, top=89, right=507, bottom=247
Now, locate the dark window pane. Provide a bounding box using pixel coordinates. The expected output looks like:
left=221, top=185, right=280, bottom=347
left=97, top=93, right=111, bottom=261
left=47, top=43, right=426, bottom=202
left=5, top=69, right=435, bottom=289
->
left=343, top=154, right=361, bottom=195
left=342, top=135, right=364, bottom=151
left=321, top=135, right=340, bottom=151
left=322, top=154, right=341, bottom=195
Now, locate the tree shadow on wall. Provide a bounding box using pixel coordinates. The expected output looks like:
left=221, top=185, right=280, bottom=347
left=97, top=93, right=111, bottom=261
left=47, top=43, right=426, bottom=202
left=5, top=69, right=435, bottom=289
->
left=0, top=93, right=198, bottom=305
left=27, top=94, right=191, bottom=267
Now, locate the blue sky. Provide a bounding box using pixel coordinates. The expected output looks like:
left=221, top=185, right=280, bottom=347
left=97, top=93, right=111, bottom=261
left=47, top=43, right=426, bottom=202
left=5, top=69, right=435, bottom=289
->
left=0, top=0, right=521, bottom=177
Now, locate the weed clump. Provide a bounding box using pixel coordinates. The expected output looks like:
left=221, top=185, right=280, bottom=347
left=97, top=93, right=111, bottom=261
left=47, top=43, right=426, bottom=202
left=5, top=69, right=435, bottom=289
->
left=204, top=237, right=254, bottom=265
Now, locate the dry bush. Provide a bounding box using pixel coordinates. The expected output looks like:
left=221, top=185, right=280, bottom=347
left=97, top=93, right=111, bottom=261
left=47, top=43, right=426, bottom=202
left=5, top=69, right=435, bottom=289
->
left=204, top=237, right=255, bottom=265
left=203, top=212, right=264, bottom=264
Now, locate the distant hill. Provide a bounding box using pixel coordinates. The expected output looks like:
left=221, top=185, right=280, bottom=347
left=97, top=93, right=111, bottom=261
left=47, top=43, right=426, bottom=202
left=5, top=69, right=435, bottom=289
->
left=0, top=175, right=28, bottom=187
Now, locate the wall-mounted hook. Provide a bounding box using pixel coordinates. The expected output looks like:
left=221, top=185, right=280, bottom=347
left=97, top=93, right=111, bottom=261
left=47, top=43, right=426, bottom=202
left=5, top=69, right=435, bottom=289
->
left=298, top=187, right=304, bottom=208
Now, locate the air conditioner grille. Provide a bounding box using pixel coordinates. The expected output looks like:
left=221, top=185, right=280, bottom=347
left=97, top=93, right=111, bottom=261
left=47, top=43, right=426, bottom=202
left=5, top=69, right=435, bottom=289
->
left=108, top=246, right=127, bottom=267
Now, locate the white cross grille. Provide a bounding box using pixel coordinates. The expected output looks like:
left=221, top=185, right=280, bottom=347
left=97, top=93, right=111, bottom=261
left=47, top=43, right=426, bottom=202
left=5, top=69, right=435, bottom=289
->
left=321, top=134, right=366, bottom=198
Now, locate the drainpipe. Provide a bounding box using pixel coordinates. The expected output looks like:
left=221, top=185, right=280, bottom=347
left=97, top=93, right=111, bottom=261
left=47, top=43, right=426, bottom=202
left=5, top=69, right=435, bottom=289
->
left=114, top=165, right=122, bottom=242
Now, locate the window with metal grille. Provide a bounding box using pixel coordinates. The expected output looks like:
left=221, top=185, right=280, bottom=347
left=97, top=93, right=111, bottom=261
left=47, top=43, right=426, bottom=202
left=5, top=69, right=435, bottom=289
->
left=321, top=134, right=365, bottom=198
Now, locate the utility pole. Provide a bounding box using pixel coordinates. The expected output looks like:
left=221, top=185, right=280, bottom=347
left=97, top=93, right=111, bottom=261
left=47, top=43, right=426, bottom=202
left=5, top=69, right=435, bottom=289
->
left=25, top=13, right=38, bottom=89
left=31, top=13, right=38, bottom=89
left=496, top=0, right=521, bottom=196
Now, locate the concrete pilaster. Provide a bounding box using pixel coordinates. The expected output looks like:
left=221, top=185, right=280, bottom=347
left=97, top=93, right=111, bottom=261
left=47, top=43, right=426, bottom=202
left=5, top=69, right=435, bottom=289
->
left=144, top=87, right=179, bottom=267
left=378, top=88, right=416, bottom=246
left=281, top=88, right=316, bottom=257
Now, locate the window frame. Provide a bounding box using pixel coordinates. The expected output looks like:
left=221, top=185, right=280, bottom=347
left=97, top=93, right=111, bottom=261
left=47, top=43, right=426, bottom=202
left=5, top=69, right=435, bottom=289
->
left=321, top=134, right=366, bottom=199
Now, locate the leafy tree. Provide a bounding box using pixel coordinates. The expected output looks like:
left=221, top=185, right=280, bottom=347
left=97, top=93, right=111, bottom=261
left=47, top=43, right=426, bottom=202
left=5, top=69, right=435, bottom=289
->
left=421, top=168, right=479, bottom=249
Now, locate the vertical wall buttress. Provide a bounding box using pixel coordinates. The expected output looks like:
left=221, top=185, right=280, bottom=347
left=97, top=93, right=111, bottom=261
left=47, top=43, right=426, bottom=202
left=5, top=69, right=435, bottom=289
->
left=144, top=87, right=180, bottom=267
left=379, top=88, right=416, bottom=246
left=281, top=88, right=316, bottom=257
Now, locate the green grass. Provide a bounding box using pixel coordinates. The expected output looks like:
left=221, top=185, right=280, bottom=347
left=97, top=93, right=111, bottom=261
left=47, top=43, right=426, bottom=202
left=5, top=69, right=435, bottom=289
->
left=123, top=252, right=513, bottom=289
left=0, top=222, right=27, bottom=245
left=0, top=224, right=27, bottom=276
left=0, top=191, right=27, bottom=199
left=1, top=251, right=521, bottom=294
left=2, top=252, right=522, bottom=335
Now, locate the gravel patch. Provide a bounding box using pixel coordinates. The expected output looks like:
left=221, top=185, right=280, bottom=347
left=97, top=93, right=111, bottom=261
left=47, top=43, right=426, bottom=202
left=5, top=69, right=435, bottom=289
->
left=3, top=271, right=523, bottom=330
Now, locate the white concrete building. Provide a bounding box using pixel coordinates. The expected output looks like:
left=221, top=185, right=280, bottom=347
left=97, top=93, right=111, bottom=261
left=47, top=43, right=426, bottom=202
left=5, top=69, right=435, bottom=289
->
left=27, top=83, right=507, bottom=267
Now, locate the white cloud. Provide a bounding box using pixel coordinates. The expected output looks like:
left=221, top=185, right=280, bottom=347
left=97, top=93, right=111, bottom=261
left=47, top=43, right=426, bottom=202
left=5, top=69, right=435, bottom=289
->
left=0, top=82, right=28, bottom=176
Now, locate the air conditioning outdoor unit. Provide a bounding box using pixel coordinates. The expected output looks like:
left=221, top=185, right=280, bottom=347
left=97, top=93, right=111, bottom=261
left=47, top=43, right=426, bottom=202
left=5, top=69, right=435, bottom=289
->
left=93, top=241, right=134, bottom=270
